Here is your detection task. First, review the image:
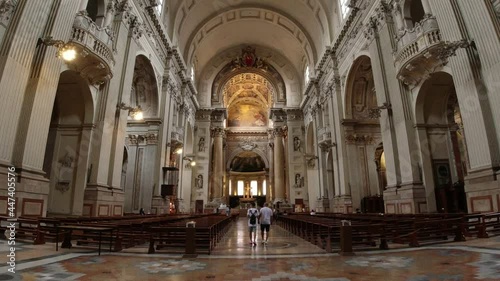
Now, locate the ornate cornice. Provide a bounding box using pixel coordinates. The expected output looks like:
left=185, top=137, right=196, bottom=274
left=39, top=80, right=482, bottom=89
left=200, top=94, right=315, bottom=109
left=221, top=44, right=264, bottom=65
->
left=284, top=108, right=303, bottom=121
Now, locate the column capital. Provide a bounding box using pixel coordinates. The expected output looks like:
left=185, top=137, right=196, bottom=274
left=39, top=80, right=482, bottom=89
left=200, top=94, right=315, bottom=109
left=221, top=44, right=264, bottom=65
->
left=211, top=126, right=226, bottom=137
left=272, top=127, right=286, bottom=137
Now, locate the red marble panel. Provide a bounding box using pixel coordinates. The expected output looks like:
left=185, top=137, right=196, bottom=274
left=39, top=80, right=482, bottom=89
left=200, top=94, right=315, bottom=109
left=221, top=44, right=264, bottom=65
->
left=470, top=195, right=493, bottom=213
left=21, top=198, right=43, bottom=217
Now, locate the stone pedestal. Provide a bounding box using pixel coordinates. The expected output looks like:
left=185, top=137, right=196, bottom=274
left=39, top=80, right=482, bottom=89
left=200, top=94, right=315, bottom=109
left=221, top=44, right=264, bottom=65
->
left=464, top=168, right=500, bottom=213
left=83, top=186, right=124, bottom=217
left=383, top=184, right=427, bottom=214
left=0, top=167, right=49, bottom=217
left=151, top=195, right=170, bottom=215
left=316, top=198, right=330, bottom=213
left=332, top=195, right=353, bottom=213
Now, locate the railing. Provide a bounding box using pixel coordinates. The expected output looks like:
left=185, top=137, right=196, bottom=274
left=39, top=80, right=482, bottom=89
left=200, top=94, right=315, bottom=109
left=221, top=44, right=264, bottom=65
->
left=394, top=16, right=445, bottom=85
left=70, top=14, right=115, bottom=70
left=395, top=16, right=442, bottom=70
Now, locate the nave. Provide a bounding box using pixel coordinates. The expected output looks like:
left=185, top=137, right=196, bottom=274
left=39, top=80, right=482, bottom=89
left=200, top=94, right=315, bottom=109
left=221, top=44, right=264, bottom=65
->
left=1, top=216, right=500, bottom=281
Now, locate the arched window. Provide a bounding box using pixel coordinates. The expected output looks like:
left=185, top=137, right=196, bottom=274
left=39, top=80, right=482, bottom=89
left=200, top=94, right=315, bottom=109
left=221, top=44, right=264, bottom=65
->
left=340, top=0, right=351, bottom=19
left=190, top=67, right=195, bottom=83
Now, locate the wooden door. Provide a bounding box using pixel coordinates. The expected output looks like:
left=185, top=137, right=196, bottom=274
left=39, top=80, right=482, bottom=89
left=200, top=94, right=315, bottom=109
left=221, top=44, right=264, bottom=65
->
left=195, top=200, right=204, bottom=214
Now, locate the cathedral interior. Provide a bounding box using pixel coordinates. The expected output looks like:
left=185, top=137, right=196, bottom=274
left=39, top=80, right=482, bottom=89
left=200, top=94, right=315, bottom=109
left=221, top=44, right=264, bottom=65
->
left=1, top=0, right=500, bottom=280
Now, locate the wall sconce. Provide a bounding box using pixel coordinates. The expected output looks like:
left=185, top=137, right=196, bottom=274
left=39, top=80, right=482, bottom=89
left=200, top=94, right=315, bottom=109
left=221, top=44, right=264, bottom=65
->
left=166, top=142, right=183, bottom=154
left=117, top=102, right=143, bottom=121
left=183, top=156, right=196, bottom=167
left=37, top=36, right=77, bottom=61
left=304, top=154, right=318, bottom=168
left=368, top=102, right=392, bottom=119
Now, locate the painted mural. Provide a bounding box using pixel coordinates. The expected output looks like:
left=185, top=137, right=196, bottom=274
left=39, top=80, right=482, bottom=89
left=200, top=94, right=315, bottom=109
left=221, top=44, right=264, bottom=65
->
left=227, top=103, right=267, bottom=127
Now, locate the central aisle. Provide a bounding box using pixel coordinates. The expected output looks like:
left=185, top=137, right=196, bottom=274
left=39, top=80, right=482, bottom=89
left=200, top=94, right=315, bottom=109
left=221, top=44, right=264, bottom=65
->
left=210, top=216, right=327, bottom=257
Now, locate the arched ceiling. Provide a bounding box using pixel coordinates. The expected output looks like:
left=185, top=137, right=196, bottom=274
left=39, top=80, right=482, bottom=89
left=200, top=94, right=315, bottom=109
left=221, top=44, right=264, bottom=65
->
left=223, top=73, right=273, bottom=109
left=167, top=0, right=339, bottom=79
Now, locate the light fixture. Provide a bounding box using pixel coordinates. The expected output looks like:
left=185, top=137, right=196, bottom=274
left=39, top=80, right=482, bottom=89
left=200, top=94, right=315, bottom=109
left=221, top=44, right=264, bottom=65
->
left=183, top=156, right=196, bottom=167
left=117, top=102, right=144, bottom=121
left=174, top=148, right=183, bottom=154
left=368, top=102, right=392, bottom=119
left=37, top=36, right=77, bottom=62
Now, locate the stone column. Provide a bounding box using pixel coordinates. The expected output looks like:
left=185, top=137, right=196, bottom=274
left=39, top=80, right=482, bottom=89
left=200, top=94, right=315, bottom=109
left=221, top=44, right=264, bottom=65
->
left=79, top=0, right=89, bottom=11
left=257, top=179, right=263, bottom=196
left=421, top=0, right=432, bottom=15
left=267, top=133, right=274, bottom=202
left=210, top=127, right=225, bottom=202
left=273, top=127, right=286, bottom=202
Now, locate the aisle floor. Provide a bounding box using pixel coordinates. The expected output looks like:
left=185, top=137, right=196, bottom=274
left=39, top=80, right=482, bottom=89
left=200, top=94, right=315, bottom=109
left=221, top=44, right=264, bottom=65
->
left=1, top=217, right=500, bottom=280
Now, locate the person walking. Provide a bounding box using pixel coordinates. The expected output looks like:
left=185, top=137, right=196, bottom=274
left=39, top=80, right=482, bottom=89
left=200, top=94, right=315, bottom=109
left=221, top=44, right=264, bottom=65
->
left=259, top=203, right=273, bottom=244
left=247, top=202, right=259, bottom=246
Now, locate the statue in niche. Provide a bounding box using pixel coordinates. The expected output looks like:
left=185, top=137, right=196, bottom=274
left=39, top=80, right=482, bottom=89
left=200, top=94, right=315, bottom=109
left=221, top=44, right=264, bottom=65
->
left=293, top=137, right=301, bottom=152
left=56, top=153, right=74, bottom=193
left=198, top=137, right=205, bottom=152
left=295, top=173, right=304, bottom=188
left=195, top=174, right=203, bottom=189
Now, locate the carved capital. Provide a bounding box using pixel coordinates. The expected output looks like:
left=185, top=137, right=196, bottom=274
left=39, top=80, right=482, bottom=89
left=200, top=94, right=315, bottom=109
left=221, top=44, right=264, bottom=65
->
left=145, top=133, right=158, bottom=145
left=211, top=127, right=226, bottom=137
left=272, top=127, right=286, bottom=138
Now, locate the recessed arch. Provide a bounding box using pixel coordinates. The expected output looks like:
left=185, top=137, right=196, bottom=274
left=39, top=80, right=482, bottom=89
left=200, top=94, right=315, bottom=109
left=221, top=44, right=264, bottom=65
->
left=197, top=45, right=302, bottom=108
left=131, top=55, right=159, bottom=119
left=344, top=55, right=378, bottom=120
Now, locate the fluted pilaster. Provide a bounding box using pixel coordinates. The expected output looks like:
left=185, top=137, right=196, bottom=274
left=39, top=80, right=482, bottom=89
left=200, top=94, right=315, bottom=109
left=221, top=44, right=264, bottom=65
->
left=272, top=127, right=286, bottom=202
left=210, top=127, right=225, bottom=201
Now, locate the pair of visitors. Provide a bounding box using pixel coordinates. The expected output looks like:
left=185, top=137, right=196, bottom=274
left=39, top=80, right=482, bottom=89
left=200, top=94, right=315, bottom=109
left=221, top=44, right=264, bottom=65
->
left=247, top=202, right=273, bottom=246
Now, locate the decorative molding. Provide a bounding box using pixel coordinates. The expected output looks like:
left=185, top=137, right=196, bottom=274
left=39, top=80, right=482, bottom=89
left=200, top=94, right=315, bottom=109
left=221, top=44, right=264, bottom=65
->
left=0, top=0, right=16, bottom=24
left=240, top=141, right=257, bottom=151
left=272, top=127, right=286, bottom=137
left=345, top=134, right=375, bottom=145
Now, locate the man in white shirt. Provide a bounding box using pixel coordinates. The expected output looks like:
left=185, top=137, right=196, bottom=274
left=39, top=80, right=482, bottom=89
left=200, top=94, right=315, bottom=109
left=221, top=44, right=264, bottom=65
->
left=259, top=203, right=273, bottom=244
left=247, top=202, right=259, bottom=246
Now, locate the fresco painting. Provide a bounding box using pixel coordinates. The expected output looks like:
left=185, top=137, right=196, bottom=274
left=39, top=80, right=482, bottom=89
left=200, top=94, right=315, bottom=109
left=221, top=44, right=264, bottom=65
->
left=227, top=103, right=267, bottom=127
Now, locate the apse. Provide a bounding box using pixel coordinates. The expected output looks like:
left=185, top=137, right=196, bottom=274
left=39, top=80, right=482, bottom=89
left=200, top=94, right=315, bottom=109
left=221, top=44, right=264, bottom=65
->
left=230, top=151, right=266, bottom=172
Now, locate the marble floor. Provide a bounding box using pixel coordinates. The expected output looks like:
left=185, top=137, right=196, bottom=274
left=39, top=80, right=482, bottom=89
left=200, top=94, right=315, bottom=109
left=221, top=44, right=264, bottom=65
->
left=1, top=217, right=500, bottom=280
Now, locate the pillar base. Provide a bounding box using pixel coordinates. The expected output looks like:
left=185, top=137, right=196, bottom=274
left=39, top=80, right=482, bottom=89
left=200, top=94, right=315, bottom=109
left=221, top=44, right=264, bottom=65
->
left=383, top=182, right=427, bottom=214
left=83, top=185, right=124, bottom=217
left=151, top=195, right=170, bottom=215
left=0, top=165, right=49, bottom=217
left=316, top=197, right=330, bottom=212
left=464, top=168, right=499, bottom=212
left=332, top=195, right=353, bottom=213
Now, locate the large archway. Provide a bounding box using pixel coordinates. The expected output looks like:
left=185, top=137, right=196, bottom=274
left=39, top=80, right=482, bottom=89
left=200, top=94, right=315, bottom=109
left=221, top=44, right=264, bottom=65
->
left=43, top=70, right=94, bottom=215
left=344, top=55, right=384, bottom=212
left=415, top=72, right=468, bottom=213
left=123, top=55, right=160, bottom=214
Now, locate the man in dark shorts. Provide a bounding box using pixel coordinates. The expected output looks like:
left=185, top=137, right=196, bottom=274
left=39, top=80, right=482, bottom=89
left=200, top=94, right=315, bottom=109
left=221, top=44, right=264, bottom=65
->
left=259, top=203, right=273, bottom=244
